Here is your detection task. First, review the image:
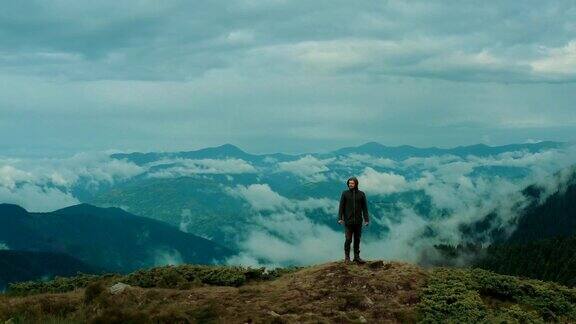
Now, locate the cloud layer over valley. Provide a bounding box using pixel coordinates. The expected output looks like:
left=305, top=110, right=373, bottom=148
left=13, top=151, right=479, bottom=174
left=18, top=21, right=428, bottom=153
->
left=3, top=142, right=573, bottom=268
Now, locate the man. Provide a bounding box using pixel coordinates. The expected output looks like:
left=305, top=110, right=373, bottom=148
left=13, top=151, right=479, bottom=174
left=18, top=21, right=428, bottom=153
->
left=338, top=176, right=369, bottom=264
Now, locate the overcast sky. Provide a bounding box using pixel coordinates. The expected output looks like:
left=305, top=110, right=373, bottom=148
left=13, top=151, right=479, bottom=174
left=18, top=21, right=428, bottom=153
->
left=1, top=0, right=575, bottom=157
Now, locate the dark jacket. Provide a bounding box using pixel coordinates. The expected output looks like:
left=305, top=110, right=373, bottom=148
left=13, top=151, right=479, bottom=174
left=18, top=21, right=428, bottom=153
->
left=338, top=176, right=369, bottom=225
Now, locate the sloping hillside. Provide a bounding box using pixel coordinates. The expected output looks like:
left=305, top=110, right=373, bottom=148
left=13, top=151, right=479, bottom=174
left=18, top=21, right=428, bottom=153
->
left=505, top=165, right=576, bottom=244
left=434, top=164, right=576, bottom=287
left=0, top=203, right=234, bottom=274
left=1, top=259, right=575, bottom=323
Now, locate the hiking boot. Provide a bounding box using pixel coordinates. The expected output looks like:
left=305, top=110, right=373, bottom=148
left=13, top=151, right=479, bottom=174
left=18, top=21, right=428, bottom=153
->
left=344, top=251, right=351, bottom=264
left=353, top=253, right=366, bottom=264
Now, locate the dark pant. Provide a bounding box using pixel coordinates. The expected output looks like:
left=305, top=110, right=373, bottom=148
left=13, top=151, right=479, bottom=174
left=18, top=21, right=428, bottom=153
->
left=344, top=223, right=362, bottom=256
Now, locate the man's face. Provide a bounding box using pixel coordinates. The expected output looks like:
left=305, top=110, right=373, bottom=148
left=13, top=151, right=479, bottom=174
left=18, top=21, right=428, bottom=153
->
left=348, top=180, right=356, bottom=189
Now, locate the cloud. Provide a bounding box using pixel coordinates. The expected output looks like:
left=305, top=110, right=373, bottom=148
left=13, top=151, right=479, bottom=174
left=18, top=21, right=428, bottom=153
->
left=10, top=151, right=145, bottom=188
left=0, top=151, right=144, bottom=211
left=224, top=183, right=336, bottom=214
left=0, top=242, right=9, bottom=250
left=2, top=1, right=575, bottom=83
left=225, top=183, right=291, bottom=211
left=400, top=154, right=462, bottom=170
left=224, top=29, right=256, bottom=45
left=246, top=36, right=542, bottom=82
left=357, top=167, right=409, bottom=195
left=152, top=247, right=184, bottom=266
left=224, top=210, right=342, bottom=268
left=277, top=155, right=335, bottom=182
left=365, top=207, right=430, bottom=262
left=331, top=153, right=397, bottom=169
left=179, top=208, right=193, bottom=232
left=0, top=165, right=35, bottom=190
left=1, top=1, right=575, bottom=155
left=224, top=144, right=576, bottom=267
left=530, top=40, right=576, bottom=75
left=146, top=157, right=257, bottom=178
left=0, top=183, right=80, bottom=212
left=179, top=208, right=215, bottom=240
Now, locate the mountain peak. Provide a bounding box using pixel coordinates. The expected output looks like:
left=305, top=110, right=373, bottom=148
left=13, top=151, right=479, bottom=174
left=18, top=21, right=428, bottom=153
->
left=214, top=143, right=246, bottom=154
left=55, top=202, right=100, bottom=213
left=358, top=141, right=385, bottom=148
left=53, top=203, right=132, bottom=217
left=176, top=143, right=252, bottom=159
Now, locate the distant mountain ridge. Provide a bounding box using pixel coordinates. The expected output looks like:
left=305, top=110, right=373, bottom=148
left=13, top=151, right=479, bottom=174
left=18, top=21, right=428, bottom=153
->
left=110, top=141, right=570, bottom=164
left=95, top=140, right=575, bottom=250
left=110, top=143, right=266, bottom=165
left=330, top=140, right=568, bottom=160
left=55, top=203, right=139, bottom=219
left=0, top=203, right=235, bottom=274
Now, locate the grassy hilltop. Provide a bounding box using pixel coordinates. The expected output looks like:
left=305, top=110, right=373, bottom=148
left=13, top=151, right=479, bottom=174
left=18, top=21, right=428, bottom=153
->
left=1, top=259, right=575, bottom=323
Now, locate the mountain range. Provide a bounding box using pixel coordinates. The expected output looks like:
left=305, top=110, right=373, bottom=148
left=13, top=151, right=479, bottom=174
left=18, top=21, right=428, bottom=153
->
left=88, top=140, right=573, bottom=250
left=110, top=141, right=569, bottom=163
left=0, top=202, right=235, bottom=290
left=1, top=140, right=576, bottom=291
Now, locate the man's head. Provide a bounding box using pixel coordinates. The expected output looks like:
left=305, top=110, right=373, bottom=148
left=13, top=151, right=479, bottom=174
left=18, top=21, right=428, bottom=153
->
left=347, top=176, right=359, bottom=190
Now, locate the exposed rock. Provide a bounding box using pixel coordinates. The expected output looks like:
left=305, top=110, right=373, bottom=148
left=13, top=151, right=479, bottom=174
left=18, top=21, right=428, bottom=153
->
left=360, top=295, right=374, bottom=308
left=268, top=310, right=281, bottom=317
left=109, top=282, right=131, bottom=295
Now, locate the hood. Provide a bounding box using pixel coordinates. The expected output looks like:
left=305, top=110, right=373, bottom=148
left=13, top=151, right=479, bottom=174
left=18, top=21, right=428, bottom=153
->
left=346, top=176, right=359, bottom=191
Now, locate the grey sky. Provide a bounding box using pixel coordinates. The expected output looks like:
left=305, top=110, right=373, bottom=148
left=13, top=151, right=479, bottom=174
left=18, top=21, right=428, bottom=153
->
left=1, top=0, right=575, bottom=156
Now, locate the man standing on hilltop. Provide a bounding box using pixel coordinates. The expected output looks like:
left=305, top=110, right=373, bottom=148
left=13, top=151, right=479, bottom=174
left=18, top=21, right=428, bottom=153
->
left=338, top=176, right=369, bottom=264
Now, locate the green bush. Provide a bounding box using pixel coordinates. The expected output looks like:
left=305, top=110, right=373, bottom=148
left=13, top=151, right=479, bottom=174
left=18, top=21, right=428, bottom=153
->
left=6, top=273, right=119, bottom=296
left=416, top=266, right=576, bottom=323
left=4, top=263, right=302, bottom=295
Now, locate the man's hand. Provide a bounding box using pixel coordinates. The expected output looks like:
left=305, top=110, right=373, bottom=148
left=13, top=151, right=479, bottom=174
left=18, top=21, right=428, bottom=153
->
left=363, top=220, right=369, bottom=226
left=338, top=219, right=344, bottom=225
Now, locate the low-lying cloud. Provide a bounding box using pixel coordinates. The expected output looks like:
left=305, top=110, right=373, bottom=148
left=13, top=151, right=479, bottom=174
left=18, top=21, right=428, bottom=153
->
left=224, top=144, right=576, bottom=268
left=146, top=157, right=257, bottom=178
left=0, top=151, right=144, bottom=211
left=1, top=143, right=575, bottom=269
left=0, top=152, right=260, bottom=212
left=276, top=155, right=335, bottom=183
left=224, top=183, right=335, bottom=214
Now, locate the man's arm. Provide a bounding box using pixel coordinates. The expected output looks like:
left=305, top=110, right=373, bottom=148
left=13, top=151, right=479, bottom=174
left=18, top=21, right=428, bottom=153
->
left=338, top=191, right=345, bottom=222
left=362, top=192, right=369, bottom=222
